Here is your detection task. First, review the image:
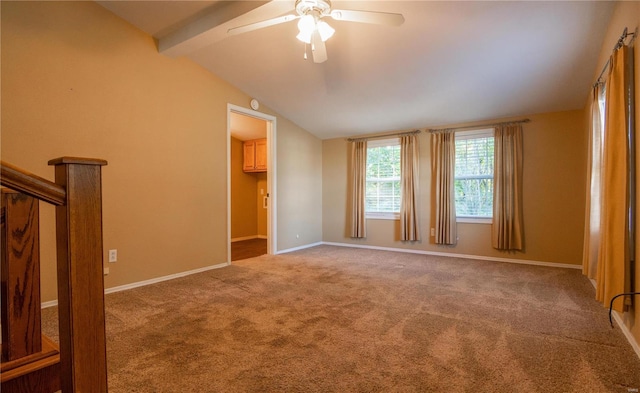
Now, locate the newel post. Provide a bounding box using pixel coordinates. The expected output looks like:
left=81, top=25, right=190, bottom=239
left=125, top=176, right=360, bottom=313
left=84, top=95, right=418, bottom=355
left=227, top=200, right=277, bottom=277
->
left=48, top=157, right=108, bottom=393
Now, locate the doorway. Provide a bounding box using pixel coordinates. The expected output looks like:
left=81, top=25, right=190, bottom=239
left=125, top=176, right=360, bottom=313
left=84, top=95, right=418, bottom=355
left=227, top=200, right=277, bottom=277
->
left=227, top=104, right=277, bottom=263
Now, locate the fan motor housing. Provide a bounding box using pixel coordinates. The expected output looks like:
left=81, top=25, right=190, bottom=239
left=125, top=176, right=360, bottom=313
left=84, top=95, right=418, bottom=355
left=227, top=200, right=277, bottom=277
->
left=295, top=0, right=332, bottom=17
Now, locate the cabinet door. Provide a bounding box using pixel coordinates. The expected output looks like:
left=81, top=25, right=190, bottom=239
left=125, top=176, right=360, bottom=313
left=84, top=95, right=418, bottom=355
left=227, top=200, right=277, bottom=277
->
left=255, top=139, right=267, bottom=171
left=243, top=141, right=256, bottom=171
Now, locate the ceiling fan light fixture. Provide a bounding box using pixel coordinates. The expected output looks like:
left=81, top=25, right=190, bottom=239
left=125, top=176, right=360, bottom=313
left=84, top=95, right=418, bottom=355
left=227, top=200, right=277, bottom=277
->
left=296, top=14, right=315, bottom=43
left=296, top=19, right=335, bottom=44
left=296, top=31, right=312, bottom=44
left=317, top=20, right=335, bottom=41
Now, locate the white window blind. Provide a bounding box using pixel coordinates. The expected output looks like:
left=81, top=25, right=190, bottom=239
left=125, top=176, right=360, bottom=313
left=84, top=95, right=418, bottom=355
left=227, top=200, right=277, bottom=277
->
left=455, top=129, right=494, bottom=218
left=366, top=138, right=400, bottom=217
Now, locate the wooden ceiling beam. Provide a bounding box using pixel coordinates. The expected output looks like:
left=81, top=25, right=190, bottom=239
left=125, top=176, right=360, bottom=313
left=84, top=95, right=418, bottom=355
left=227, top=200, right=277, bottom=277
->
left=158, top=1, right=291, bottom=57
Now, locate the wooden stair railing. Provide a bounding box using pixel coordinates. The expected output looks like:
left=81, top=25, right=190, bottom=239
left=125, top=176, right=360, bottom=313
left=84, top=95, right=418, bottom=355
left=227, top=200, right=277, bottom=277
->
left=1, top=189, right=60, bottom=393
left=0, top=157, right=108, bottom=393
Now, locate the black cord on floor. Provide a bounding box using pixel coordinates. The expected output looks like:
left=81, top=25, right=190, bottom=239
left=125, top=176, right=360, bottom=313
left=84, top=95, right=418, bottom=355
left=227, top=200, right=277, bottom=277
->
left=609, top=292, right=640, bottom=328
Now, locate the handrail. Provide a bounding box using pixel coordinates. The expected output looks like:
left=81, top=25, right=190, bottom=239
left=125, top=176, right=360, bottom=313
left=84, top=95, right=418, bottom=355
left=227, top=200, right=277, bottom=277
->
left=0, top=161, right=66, bottom=206
left=1, top=157, right=109, bottom=393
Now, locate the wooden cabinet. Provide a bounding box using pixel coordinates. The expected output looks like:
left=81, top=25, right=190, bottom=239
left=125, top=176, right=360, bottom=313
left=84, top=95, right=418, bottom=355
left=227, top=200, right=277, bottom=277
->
left=243, top=139, right=267, bottom=172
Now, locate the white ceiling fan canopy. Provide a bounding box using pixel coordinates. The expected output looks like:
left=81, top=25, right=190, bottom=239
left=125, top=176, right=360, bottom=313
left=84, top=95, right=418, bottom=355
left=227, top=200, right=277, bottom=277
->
left=295, top=0, right=333, bottom=18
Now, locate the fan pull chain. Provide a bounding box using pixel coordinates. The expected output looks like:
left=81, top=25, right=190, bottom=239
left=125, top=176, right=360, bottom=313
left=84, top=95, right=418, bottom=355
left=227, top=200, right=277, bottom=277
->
left=303, top=43, right=308, bottom=60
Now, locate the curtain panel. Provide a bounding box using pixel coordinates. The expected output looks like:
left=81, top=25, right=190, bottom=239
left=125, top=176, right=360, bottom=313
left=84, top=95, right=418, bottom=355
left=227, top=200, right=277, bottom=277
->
left=400, top=135, right=420, bottom=241
left=492, top=124, right=524, bottom=251
left=582, top=83, right=605, bottom=279
left=596, top=44, right=634, bottom=312
left=430, top=132, right=456, bottom=245
left=349, top=141, right=367, bottom=238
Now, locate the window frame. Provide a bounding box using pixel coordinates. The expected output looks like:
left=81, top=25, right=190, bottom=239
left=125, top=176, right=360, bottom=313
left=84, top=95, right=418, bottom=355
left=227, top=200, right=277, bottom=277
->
left=454, top=128, right=495, bottom=223
left=365, top=137, right=401, bottom=220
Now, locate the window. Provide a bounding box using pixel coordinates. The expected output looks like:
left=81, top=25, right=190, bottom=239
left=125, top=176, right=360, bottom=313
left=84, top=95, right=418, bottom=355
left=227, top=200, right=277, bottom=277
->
left=454, top=129, right=494, bottom=220
left=366, top=138, right=400, bottom=219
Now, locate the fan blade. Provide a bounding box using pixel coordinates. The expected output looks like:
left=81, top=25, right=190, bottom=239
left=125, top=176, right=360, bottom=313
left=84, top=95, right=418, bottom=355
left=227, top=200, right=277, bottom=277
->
left=227, top=13, right=298, bottom=36
left=330, top=9, right=404, bottom=26
left=311, top=30, right=327, bottom=63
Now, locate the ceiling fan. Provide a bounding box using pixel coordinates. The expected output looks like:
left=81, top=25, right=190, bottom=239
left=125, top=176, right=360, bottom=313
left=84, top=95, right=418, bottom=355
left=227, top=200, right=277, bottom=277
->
left=227, top=0, right=404, bottom=63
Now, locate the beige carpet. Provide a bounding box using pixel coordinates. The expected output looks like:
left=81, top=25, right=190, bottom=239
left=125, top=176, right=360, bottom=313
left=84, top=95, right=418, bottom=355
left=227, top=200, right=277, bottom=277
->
left=42, top=245, right=640, bottom=392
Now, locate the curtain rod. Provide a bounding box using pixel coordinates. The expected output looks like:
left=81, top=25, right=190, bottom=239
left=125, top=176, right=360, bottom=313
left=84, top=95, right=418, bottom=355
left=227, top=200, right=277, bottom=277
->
left=428, top=118, right=530, bottom=134
left=347, top=129, right=420, bottom=142
left=594, top=27, right=637, bottom=87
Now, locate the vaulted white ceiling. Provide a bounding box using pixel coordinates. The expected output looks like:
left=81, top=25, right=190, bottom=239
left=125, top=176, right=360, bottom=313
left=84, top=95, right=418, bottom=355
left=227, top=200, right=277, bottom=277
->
left=98, top=1, right=615, bottom=139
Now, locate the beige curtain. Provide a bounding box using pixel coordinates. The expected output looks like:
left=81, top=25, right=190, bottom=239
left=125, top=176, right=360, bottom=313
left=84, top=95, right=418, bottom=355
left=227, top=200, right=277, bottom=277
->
left=431, top=132, right=456, bottom=245
left=400, top=135, right=420, bottom=241
left=596, top=44, right=633, bottom=312
left=349, top=141, right=367, bottom=238
left=492, top=124, right=524, bottom=250
left=582, top=83, right=605, bottom=279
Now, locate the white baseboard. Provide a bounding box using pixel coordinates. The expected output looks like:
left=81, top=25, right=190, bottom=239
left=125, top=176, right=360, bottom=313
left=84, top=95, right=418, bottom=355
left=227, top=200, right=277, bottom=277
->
left=321, top=241, right=581, bottom=270
left=587, top=279, right=640, bottom=360
left=41, top=261, right=230, bottom=309
left=276, top=242, right=323, bottom=254
left=612, top=310, right=640, bottom=360
left=41, top=300, right=59, bottom=309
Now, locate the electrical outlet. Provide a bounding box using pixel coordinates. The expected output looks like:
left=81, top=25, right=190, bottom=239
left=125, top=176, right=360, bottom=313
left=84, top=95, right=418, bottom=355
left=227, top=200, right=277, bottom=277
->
left=104, top=267, right=109, bottom=275
left=296, top=234, right=299, bottom=239
left=108, top=249, right=117, bottom=263
left=430, top=228, right=435, bottom=236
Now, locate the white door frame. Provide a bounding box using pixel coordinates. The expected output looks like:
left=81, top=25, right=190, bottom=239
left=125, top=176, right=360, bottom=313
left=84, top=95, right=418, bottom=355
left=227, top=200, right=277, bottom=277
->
left=227, top=103, right=277, bottom=263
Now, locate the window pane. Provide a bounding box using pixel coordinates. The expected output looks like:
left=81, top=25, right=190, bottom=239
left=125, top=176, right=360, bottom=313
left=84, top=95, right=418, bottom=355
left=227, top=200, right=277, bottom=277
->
left=454, top=133, right=494, bottom=218
left=455, top=137, right=494, bottom=176
left=366, top=142, right=401, bottom=214
left=455, top=178, right=493, bottom=217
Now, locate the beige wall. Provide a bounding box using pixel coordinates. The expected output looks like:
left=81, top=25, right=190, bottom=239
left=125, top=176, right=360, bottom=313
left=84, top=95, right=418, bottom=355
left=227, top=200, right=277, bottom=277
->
left=1, top=1, right=323, bottom=302
left=230, top=137, right=258, bottom=239
left=586, top=0, right=640, bottom=353
left=277, top=116, right=323, bottom=249
left=323, top=110, right=586, bottom=265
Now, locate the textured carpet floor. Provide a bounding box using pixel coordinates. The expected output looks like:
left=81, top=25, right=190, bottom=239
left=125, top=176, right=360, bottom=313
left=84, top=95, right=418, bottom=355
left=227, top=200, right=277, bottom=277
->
left=42, top=245, right=640, bottom=392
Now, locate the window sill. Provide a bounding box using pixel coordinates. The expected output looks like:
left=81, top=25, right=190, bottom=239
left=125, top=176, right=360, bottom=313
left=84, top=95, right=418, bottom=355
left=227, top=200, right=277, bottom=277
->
left=457, top=217, right=492, bottom=224
left=366, top=213, right=400, bottom=220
